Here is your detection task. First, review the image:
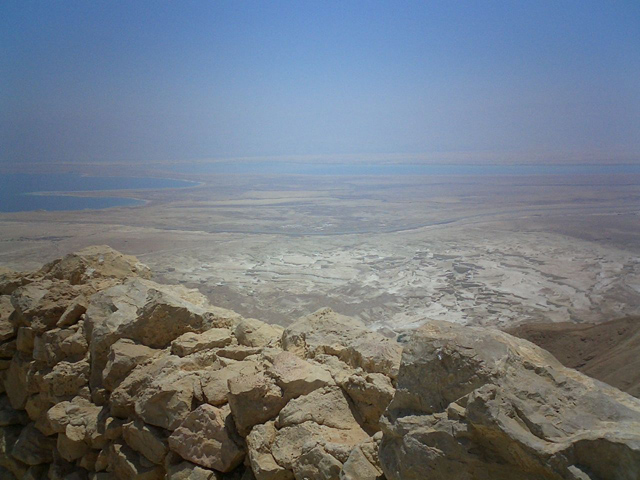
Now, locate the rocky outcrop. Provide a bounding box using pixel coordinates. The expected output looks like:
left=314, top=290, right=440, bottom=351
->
left=380, top=320, right=640, bottom=480
left=0, top=248, right=397, bottom=479
left=1, top=247, right=639, bottom=479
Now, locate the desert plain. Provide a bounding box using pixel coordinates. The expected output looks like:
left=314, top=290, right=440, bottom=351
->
left=1, top=164, right=639, bottom=334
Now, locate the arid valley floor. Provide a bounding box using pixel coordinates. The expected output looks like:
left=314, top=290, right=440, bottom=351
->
left=1, top=164, right=639, bottom=334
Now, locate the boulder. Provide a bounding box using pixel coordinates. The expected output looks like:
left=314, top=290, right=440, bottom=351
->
left=84, top=278, right=239, bottom=400
left=10, top=423, right=56, bottom=465
left=0, top=295, right=15, bottom=341
left=0, top=425, right=29, bottom=478
left=0, top=268, right=31, bottom=296
left=235, top=318, right=283, bottom=348
left=122, top=419, right=168, bottom=465
left=200, top=359, right=259, bottom=406
left=10, top=280, right=81, bottom=333
left=166, top=461, right=221, bottom=480
left=171, top=328, right=233, bottom=357
left=0, top=395, right=28, bottom=426
left=168, top=404, right=245, bottom=472
left=38, top=356, right=90, bottom=401
left=245, top=421, right=293, bottom=480
left=5, top=354, right=41, bottom=409
left=282, top=308, right=402, bottom=379
left=107, top=441, right=164, bottom=480
left=102, top=339, right=158, bottom=391
left=15, top=327, right=35, bottom=353
left=56, top=295, right=88, bottom=328
left=228, top=372, right=287, bottom=436
left=380, top=320, right=640, bottom=480
left=227, top=352, right=333, bottom=436
left=340, top=433, right=384, bottom=480
left=38, top=245, right=152, bottom=286
left=0, top=339, right=16, bottom=359
left=57, top=432, right=89, bottom=462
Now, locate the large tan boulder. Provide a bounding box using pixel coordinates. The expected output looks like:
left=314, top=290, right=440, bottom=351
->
left=166, top=461, right=221, bottom=480
left=200, top=359, right=260, bottom=406
left=0, top=296, right=15, bottom=341
left=110, top=348, right=217, bottom=429
left=171, top=328, right=233, bottom=357
left=0, top=268, right=31, bottom=296
left=380, top=320, right=640, bottom=480
left=107, top=441, right=164, bottom=480
left=282, top=308, right=402, bottom=378
left=10, top=280, right=81, bottom=333
left=235, top=318, right=283, bottom=348
left=122, top=418, right=168, bottom=465
left=5, top=354, right=41, bottom=409
left=38, top=245, right=152, bottom=286
left=228, top=351, right=333, bottom=436
left=102, top=339, right=158, bottom=392
left=168, top=404, right=245, bottom=472
left=84, top=278, right=240, bottom=401
left=245, top=386, right=370, bottom=480
left=340, top=433, right=384, bottom=480
left=282, top=309, right=400, bottom=432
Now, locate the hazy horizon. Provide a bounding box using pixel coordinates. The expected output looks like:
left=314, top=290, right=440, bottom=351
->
left=1, top=1, right=639, bottom=166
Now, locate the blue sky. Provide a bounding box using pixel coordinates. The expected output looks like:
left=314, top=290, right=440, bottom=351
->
left=1, top=1, right=639, bottom=164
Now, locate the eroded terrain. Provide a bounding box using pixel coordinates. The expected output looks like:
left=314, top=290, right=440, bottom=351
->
left=1, top=166, right=639, bottom=332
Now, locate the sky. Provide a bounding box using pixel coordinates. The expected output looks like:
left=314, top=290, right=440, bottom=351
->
left=1, top=1, right=639, bottom=165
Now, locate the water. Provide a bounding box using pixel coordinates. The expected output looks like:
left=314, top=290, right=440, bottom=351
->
left=0, top=173, right=196, bottom=213
left=168, top=162, right=640, bottom=176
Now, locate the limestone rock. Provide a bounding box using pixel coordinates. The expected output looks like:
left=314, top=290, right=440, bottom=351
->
left=168, top=404, right=245, bottom=472
left=0, top=339, right=16, bottom=359
left=84, top=278, right=239, bottom=400
left=10, top=280, right=81, bottom=333
left=235, top=318, right=283, bottom=348
left=0, top=295, right=15, bottom=341
left=5, top=353, right=41, bottom=409
left=33, top=325, right=87, bottom=366
left=200, top=359, right=259, bottom=406
left=340, top=433, right=384, bottom=480
left=10, top=422, right=56, bottom=465
left=268, top=351, right=334, bottom=399
left=245, top=421, right=293, bottom=480
left=107, top=441, right=164, bottom=480
left=0, top=395, right=28, bottom=426
left=38, top=245, right=152, bottom=286
left=282, top=308, right=401, bottom=379
left=56, top=295, right=88, bottom=328
left=276, top=386, right=359, bottom=430
left=15, top=327, right=35, bottom=353
left=57, top=432, right=89, bottom=462
left=39, top=356, right=90, bottom=401
left=0, top=424, right=29, bottom=478
left=171, top=328, right=233, bottom=357
left=102, top=339, right=158, bottom=391
left=0, top=269, right=31, bottom=296
left=339, top=372, right=394, bottom=432
left=122, top=418, right=168, bottom=465
left=228, top=372, right=286, bottom=436
left=380, top=320, right=640, bottom=480
left=167, top=461, right=221, bottom=480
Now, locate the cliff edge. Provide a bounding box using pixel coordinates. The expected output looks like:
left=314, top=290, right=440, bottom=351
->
left=0, top=247, right=638, bottom=479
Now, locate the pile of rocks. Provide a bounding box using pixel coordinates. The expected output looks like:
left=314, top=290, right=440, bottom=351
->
left=0, top=246, right=400, bottom=479
left=0, top=246, right=639, bottom=479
